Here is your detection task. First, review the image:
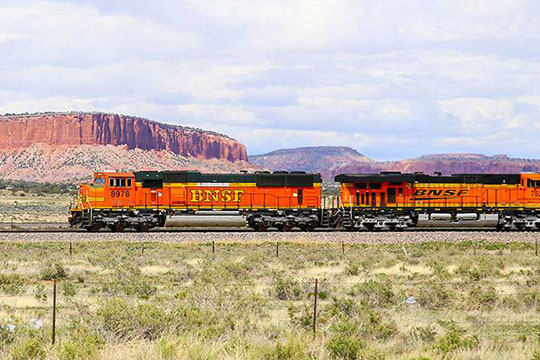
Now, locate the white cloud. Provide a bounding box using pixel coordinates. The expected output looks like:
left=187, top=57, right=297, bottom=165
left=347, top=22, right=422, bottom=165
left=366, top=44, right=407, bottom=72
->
left=1, top=0, right=540, bottom=159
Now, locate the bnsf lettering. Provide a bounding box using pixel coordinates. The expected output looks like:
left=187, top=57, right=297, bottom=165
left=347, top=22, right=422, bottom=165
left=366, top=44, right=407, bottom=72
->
left=413, top=189, right=468, bottom=196
left=190, top=189, right=245, bottom=203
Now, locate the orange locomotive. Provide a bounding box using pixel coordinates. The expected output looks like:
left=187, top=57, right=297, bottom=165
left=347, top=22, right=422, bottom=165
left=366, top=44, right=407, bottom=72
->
left=336, top=172, right=540, bottom=230
left=70, top=170, right=540, bottom=231
left=69, top=170, right=322, bottom=231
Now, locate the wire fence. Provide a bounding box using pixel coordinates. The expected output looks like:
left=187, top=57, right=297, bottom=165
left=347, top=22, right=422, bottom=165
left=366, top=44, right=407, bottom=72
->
left=0, top=239, right=538, bottom=345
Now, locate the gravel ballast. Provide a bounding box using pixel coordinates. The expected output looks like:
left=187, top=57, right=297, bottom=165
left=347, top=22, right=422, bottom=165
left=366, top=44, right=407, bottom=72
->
left=0, top=231, right=537, bottom=244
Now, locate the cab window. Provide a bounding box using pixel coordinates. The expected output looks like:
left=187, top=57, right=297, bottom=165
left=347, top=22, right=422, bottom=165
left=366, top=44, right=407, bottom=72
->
left=109, top=177, right=133, bottom=188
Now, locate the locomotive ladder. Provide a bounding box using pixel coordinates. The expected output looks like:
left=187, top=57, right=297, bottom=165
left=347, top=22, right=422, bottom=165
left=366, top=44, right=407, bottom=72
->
left=320, top=209, right=330, bottom=227
left=338, top=195, right=353, bottom=229
left=342, top=208, right=353, bottom=228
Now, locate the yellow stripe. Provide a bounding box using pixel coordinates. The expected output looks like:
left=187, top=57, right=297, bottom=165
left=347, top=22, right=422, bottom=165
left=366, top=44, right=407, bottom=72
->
left=164, top=182, right=257, bottom=187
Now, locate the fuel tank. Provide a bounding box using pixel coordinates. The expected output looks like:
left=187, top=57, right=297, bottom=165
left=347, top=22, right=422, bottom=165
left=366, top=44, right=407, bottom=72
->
left=417, top=213, right=499, bottom=227
left=164, top=213, right=247, bottom=228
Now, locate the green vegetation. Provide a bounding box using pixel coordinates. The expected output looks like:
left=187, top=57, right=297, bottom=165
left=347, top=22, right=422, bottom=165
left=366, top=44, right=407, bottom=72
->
left=0, top=180, right=75, bottom=195
left=0, top=240, right=537, bottom=359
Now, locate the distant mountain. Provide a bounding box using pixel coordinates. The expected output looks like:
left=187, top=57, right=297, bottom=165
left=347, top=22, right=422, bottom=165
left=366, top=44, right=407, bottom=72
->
left=250, top=146, right=540, bottom=180
left=0, top=112, right=250, bottom=182
left=249, top=146, right=381, bottom=177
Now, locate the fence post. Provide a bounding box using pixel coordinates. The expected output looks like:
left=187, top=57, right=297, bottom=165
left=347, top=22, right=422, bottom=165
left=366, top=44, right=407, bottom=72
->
left=312, top=278, right=318, bottom=335
left=69, top=241, right=73, bottom=256
left=535, top=238, right=538, bottom=257
left=52, top=279, right=57, bottom=345
left=276, top=242, right=279, bottom=257
left=212, top=241, right=215, bottom=255
left=141, top=243, right=145, bottom=254
left=341, top=240, right=345, bottom=256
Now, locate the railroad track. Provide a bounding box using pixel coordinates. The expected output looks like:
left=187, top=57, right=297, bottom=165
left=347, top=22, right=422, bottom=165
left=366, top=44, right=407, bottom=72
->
left=0, top=223, right=539, bottom=233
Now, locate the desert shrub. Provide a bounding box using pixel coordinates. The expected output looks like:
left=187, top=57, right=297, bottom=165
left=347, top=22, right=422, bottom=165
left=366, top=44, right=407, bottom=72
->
left=62, top=281, right=77, bottom=298
left=11, top=337, right=46, bottom=360
left=60, top=333, right=104, bottom=360
left=430, top=262, right=451, bottom=280
left=326, top=320, right=389, bottom=360
left=156, top=338, right=179, bottom=360
left=33, top=284, right=48, bottom=302
left=121, top=278, right=156, bottom=299
left=97, top=264, right=156, bottom=299
left=273, top=275, right=304, bottom=300
left=288, top=303, right=314, bottom=329
left=500, top=290, right=540, bottom=312
left=325, top=320, right=365, bottom=360
left=356, top=348, right=387, bottom=360
left=414, top=283, right=451, bottom=309
left=326, top=303, right=397, bottom=341
left=466, top=286, right=497, bottom=310
left=345, top=262, right=361, bottom=276
left=96, top=298, right=171, bottom=340
left=326, top=332, right=364, bottom=360
left=194, top=259, right=254, bottom=286
left=433, top=320, right=478, bottom=355
left=0, top=273, right=24, bottom=295
left=348, top=280, right=395, bottom=307
left=408, top=325, right=437, bottom=343
left=260, top=335, right=307, bottom=360
left=0, top=323, right=16, bottom=345
left=40, top=262, right=69, bottom=280
left=0, top=179, right=74, bottom=195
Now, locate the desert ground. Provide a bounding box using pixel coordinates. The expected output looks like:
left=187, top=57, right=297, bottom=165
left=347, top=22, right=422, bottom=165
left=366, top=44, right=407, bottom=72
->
left=0, top=189, right=69, bottom=224
left=0, top=233, right=537, bottom=359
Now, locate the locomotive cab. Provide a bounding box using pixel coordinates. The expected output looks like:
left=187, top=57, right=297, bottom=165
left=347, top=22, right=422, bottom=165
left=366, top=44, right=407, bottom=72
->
left=69, top=172, right=136, bottom=231
left=520, top=173, right=540, bottom=202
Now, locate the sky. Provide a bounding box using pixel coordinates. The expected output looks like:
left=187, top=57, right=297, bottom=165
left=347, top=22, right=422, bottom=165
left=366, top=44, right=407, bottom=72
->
left=1, top=0, right=540, bottom=160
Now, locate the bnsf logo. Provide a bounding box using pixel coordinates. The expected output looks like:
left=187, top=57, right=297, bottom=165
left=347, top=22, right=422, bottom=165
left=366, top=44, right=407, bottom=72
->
left=190, top=189, right=245, bottom=203
left=413, top=189, right=468, bottom=196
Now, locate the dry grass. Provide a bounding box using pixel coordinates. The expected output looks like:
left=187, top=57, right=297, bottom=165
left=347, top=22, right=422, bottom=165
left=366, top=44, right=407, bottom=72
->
left=0, top=190, right=68, bottom=223
left=0, top=239, right=537, bottom=359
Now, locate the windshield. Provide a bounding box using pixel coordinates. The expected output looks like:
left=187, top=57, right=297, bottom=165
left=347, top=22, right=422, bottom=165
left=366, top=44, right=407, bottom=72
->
left=91, top=177, right=106, bottom=187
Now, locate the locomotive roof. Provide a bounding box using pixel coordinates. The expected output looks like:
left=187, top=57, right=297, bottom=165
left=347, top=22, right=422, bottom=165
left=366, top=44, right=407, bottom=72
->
left=134, top=170, right=322, bottom=187
left=334, top=172, right=522, bottom=185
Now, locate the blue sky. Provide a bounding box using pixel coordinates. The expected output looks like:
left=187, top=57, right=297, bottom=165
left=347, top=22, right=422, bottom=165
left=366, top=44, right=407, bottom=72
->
left=1, top=0, right=540, bottom=159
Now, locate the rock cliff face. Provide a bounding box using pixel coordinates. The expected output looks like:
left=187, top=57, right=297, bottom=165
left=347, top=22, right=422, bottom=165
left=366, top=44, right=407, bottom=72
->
left=0, top=112, right=247, bottom=162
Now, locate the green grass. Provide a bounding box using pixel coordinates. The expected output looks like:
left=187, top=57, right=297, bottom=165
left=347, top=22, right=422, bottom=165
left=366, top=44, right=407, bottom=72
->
left=0, top=240, right=537, bottom=359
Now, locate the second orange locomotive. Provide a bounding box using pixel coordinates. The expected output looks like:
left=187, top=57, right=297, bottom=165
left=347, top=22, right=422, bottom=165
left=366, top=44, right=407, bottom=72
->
left=70, top=170, right=540, bottom=231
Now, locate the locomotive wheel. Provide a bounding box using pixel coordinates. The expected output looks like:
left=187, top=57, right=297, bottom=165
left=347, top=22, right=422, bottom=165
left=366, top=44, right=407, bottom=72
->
left=254, top=223, right=269, bottom=231
left=298, top=224, right=314, bottom=231
left=84, top=224, right=101, bottom=232
left=282, top=223, right=294, bottom=231
left=134, top=222, right=152, bottom=232
left=109, top=223, right=127, bottom=232
left=364, top=224, right=375, bottom=231
left=276, top=222, right=294, bottom=231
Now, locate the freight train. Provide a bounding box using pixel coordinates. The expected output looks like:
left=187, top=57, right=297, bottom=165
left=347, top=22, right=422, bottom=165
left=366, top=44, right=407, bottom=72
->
left=69, top=170, right=540, bottom=231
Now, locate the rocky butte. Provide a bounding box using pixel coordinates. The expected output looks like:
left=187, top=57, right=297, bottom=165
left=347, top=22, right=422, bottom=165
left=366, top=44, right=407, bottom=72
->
left=0, top=112, right=247, bottom=161
left=0, top=112, right=249, bottom=182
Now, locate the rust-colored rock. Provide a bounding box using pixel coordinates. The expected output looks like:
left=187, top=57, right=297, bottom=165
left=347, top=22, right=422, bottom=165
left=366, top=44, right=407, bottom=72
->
left=0, top=112, right=247, bottom=162
left=251, top=146, right=540, bottom=180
